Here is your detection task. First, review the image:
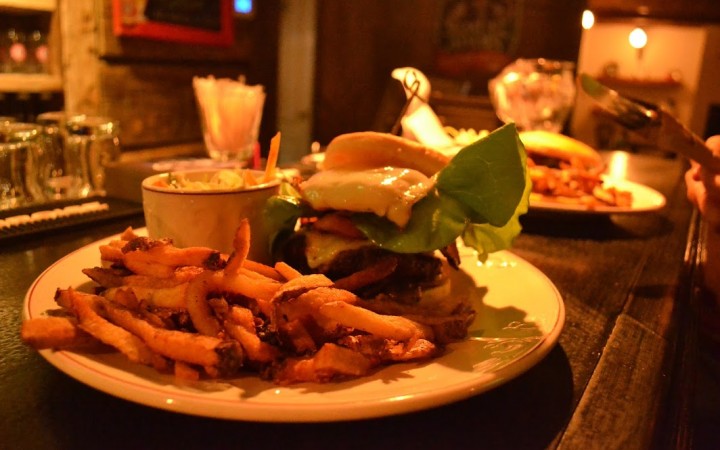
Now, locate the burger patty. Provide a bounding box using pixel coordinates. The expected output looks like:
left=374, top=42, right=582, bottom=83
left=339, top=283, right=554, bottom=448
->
left=528, top=153, right=563, bottom=169
left=324, top=246, right=440, bottom=281
left=279, top=233, right=445, bottom=303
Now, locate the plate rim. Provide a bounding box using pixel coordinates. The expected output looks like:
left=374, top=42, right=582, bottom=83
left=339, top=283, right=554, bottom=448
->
left=529, top=177, right=666, bottom=215
left=23, top=230, right=565, bottom=422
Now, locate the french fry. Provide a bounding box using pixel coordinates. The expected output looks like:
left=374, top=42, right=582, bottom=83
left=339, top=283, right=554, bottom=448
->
left=274, top=261, right=303, bottom=280
left=184, top=271, right=222, bottom=336
left=82, top=267, right=125, bottom=288
left=318, top=301, right=433, bottom=341
left=224, top=306, right=278, bottom=363
left=123, top=241, right=222, bottom=271
left=123, top=266, right=203, bottom=287
left=340, top=334, right=437, bottom=361
left=263, top=131, right=281, bottom=182
left=21, top=316, right=98, bottom=349
left=274, top=343, right=373, bottom=384
left=119, top=227, right=140, bottom=241
left=224, top=219, right=251, bottom=276
left=222, top=270, right=283, bottom=302
left=105, top=284, right=188, bottom=309
left=62, top=289, right=160, bottom=366
left=174, top=361, right=201, bottom=381
left=102, top=300, right=240, bottom=371
left=243, top=259, right=282, bottom=281
left=271, top=274, right=334, bottom=303
left=98, top=244, right=124, bottom=263
left=122, top=256, right=176, bottom=279
left=102, top=286, right=140, bottom=309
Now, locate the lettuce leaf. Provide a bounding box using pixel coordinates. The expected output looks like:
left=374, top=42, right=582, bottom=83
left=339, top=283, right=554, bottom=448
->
left=461, top=163, right=532, bottom=261
left=352, top=190, right=467, bottom=253
left=355, top=123, right=528, bottom=259
left=263, top=123, right=530, bottom=261
left=263, top=183, right=312, bottom=258
left=436, top=123, right=527, bottom=226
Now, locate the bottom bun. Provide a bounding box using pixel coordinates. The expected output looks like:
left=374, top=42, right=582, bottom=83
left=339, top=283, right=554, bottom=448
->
left=416, top=259, right=475, bottom=316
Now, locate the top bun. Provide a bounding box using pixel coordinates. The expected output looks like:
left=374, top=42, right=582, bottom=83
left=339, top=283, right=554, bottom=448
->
left=519, top=130, right=603, bottom=169
left=322, top=132, right=450, bottom=176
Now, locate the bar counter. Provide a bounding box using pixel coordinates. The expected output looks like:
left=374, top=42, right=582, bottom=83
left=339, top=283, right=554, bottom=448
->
left=0, top=151, right=711, bottom=449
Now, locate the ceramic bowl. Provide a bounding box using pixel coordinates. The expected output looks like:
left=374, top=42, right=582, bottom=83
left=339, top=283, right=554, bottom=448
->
left=141, top=169, right=281, bottom=263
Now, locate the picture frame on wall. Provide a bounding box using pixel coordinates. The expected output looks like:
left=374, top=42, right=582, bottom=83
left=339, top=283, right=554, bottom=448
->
left=112, top=0, right=234, bottom=46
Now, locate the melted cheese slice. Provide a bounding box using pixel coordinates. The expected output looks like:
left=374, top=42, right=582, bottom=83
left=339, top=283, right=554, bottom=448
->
left=301, top=167, right=434, bottom=228
left=304, top=230, right=370, bottom=269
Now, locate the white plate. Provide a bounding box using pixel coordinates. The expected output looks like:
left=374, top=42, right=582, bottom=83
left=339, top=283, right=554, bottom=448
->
left=23, top=232, right=565, bottom=422
left=530, top=177, right=666, bottom=214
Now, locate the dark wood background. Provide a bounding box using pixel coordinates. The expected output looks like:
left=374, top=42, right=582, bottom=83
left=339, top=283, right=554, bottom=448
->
left=313, top=0, right=587, bottom=144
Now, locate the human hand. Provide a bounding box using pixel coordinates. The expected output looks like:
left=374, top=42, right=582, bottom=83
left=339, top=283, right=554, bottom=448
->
left=686, top=135, right=720, bottom=300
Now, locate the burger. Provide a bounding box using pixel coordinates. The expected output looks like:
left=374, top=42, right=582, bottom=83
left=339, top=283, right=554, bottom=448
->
left=520, top=129, right=604, bottom=171
left=264, top=123, right=530, bottom=312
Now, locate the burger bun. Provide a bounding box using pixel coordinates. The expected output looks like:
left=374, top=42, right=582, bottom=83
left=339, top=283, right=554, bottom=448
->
left=520, top=130, right=603, bottom=169
left=322, top=131, right=450, bottom=176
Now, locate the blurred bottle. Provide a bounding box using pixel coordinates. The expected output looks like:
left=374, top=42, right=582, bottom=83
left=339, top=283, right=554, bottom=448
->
left=26, top=29, right=48, bottom=73
left=0, top=29, right=9, bottom=72
left=5, top=28, right=27, bottom=73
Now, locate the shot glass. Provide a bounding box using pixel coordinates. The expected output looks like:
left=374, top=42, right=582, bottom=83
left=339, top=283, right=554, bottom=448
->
left=0, top=122, right=43, bottom=209
left=193, top=76, right=265, bottom=165
left=65, top=115, right=121, bottom=197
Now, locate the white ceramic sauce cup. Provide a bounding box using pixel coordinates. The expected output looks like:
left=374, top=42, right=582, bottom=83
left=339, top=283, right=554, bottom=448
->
left=141, top=169, right=281, bottom=263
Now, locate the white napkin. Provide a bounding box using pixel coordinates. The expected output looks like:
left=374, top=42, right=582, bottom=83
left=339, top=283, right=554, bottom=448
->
left=390, top=67, right=457, bottom=152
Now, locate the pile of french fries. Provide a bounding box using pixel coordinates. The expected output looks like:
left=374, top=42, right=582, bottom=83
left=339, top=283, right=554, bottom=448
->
left=528, top=157, right=633, bottom=209
left=21, top=220, right=475, bottom=384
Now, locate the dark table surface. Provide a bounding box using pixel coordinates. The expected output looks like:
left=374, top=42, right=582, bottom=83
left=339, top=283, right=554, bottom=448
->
left=1, top=151, right=716, bottom=450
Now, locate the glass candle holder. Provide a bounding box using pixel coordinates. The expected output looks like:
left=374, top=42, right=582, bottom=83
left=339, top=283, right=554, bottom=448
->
left=489, top=58, right=576, bottom=133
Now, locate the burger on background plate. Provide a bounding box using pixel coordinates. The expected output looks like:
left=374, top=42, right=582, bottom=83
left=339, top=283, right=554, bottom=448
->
left=520, top=130, right=632, bottom=208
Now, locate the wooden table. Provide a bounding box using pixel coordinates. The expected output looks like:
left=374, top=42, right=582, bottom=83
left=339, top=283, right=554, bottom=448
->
left=0, top=151, right=712, bottom=449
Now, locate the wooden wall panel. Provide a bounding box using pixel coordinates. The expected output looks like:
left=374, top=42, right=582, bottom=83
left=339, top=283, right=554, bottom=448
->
left=95, top=62, right=246, bottom=149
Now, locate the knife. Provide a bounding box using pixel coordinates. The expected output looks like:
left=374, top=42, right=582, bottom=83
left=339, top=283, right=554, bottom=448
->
left=578, top=73, right=720, bottom=172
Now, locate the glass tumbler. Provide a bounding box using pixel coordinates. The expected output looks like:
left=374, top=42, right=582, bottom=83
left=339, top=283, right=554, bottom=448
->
left=0, top=122, right=43, bottom=209
left=489, top=58, right=577, bottom=132
left=37, top=111, right=83, bottom=200
left=65, top=115, right=121, bottom=197
left=193, top=76, right=266, bottom=165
